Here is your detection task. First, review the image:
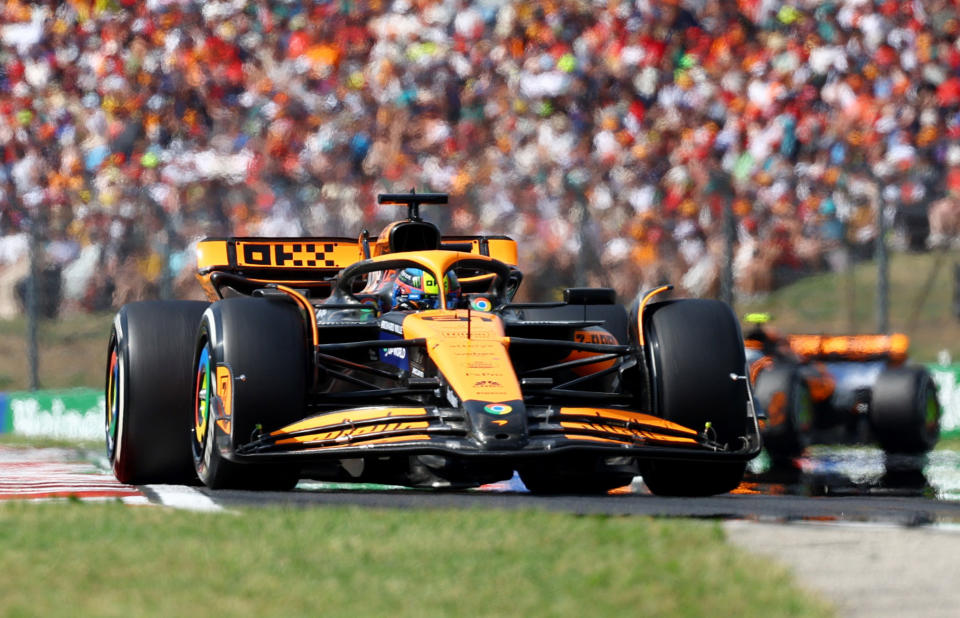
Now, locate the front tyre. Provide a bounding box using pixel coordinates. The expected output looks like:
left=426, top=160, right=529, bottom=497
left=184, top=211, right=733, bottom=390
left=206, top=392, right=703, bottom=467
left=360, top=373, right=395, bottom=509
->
left=191, top=298, right=307, bottom=490
left=869, top=366, right=941, bottom=455
left=105, top=301, right=208, bottom=484
left=640, top=299, right=750, bottom=496
left=753, top=365, right=813, bottom=464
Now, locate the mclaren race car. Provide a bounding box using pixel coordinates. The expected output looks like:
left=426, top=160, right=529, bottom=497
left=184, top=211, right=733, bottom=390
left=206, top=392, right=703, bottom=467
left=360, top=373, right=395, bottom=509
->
left=105, top=193, right=761, bottom=496
left=744, top=313, right=941, bottom=464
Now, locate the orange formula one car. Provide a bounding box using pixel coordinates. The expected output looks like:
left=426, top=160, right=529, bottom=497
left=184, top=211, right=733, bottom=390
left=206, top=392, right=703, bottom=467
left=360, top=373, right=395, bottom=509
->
left=744, top=313, right=941, bottom=464
left=105, top=193, right=761, bottom=496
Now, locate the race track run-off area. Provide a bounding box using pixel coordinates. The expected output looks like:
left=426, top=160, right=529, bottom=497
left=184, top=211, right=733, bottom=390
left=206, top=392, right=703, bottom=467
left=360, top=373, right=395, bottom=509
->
left=8, top=443, right=960, bottom=523
left=0, top=446, right=146, bottom=503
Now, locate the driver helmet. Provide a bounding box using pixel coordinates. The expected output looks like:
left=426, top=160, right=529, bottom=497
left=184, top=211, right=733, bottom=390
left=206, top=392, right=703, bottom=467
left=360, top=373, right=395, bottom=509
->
left=392, top=268, right=460, bottom=310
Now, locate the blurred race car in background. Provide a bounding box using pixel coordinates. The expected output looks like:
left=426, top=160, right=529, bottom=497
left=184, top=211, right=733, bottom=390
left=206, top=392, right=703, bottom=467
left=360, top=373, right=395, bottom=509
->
left=744, top=313, right=941, bottom=464
left=105, top=192, right=762, bottom=496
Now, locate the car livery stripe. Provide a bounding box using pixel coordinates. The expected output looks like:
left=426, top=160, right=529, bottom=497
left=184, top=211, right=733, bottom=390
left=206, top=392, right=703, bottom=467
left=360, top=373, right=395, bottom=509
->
left=558, top=407, right=699, bottom=435
left=275, top=421, right=431, bottom=446
left=561, top=435, right=626, bottom=445
left=284, top=434, right=433, bottom=451
left=276, top=285, right=319, bottom=347
left=273, top=407, right=429, bottom=435
left=560, top=422, right=701, bottom=446
left=636, top=285, right=672, bottom=346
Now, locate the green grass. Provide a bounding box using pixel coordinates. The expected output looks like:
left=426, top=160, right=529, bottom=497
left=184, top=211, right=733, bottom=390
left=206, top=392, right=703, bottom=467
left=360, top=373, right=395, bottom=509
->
left=935, top=434, right=960, bottom=451
left=0, top=311, right=113, bottom=390
left=0, top=502, right=832, bottom=617
left=0, top=433, right=102, bottom=452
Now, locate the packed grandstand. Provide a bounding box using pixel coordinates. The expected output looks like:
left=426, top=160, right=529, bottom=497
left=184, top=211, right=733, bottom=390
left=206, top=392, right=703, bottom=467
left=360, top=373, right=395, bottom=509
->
left=1, top=0, right=959, bottom=317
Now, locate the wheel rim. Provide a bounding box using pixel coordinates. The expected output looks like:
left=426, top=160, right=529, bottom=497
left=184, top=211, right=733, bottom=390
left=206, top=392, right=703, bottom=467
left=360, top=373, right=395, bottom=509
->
left=194, top=346, right=212, bottom=454
left=105, top=345, right=120, bottom=459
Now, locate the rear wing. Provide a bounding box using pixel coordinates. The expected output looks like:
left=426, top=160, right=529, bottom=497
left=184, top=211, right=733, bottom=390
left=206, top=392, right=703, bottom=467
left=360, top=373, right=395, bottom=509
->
left=197, top=237, right=362, bottom=274
left=440, top=236, right=518, bottom=266
left=786, top=333, right=909, bottom=363
left=195, top=237, right=362, bottom=300
left=195, top=234, right=518, bottom=300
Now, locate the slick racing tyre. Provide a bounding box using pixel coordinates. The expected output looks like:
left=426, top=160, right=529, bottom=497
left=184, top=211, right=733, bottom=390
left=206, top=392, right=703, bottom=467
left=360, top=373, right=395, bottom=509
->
left=869, top=366, right=941, bottom=455
left=753, top=365, right=813, bottom=464
left=105, top=301, right=208, bottom=484
left=640, top=299, right=749, bottom=496
left=192, top=297, right=306, bottom=490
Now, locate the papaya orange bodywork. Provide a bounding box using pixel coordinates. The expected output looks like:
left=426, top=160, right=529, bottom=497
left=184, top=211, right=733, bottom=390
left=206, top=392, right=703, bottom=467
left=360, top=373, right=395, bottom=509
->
left=561, top=330, right=618, bottom=374
left=636, top=285, right=672, bottom=346
left=276, top=284, right=319, bottom=347
left=786, top=333, right=909, bottom=362
left=274, top=407, right=429, bottom=435
left=402, top=310, right=522, bottom=403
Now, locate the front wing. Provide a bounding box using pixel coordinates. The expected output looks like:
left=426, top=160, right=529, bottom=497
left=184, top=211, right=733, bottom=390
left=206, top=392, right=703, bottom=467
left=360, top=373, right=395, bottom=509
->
left=233, top=404, right=762, bottom=463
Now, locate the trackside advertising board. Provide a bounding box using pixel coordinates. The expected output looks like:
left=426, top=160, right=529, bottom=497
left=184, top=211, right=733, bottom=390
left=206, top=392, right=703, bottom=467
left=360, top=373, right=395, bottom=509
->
left=1, top=368, right=960, bottom=442
left=929, top=363, right=960, bottom=436
left=1, top=388, right=102, bottom=441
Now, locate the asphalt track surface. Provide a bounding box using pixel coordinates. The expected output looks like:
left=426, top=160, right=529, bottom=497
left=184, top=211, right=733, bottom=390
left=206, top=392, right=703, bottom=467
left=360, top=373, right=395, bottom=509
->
left=143, top=447, right=959, bottom=525
left=5, top=444, right=960, bottom=525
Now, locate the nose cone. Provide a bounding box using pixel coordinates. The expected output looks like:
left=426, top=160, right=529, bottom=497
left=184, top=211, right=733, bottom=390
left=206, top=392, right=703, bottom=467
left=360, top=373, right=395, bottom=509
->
left=463, top=399, right=527, bottom=449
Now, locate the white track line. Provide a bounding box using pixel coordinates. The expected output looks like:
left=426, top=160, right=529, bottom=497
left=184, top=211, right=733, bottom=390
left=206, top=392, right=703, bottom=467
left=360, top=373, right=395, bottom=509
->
left=146, top=484, right=223, bottom=512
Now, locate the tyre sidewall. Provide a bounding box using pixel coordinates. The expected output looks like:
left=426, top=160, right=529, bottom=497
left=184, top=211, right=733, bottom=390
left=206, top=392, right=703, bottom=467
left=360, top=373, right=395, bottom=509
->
left=645, top=298, right=749, bottom=446
left=639, top=299, right=750, bottom=496
left=870, top=366, right=941, bottom=454
left=106, top=300, right=208, bottom=484
left=191, top=298, right=308, bottom=489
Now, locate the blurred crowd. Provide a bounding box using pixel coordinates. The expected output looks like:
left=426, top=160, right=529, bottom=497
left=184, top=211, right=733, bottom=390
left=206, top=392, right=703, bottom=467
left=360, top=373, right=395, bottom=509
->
left=2, top=0, right=960, bottom=317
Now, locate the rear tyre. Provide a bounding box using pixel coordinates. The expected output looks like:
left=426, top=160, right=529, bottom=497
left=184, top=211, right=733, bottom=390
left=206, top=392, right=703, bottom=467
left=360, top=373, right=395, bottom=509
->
left=192, top=298, right=307, bottom=490
left=753, top=365, right=813, bottom=464
left=105, top=301, right=208, bottom=484
left=639, top=299, right=750, bottom=496
left=869, top=366, right=941, bottom=455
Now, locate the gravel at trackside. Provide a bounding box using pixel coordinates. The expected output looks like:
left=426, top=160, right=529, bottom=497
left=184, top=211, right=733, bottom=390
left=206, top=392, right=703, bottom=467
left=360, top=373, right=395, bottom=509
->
left=724, top=520, right=960, bottom=617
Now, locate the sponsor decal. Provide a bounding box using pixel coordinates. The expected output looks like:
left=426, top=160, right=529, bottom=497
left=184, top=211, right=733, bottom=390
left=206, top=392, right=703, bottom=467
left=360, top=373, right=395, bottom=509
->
left=470, top=297, right=492, bottom=312
left=216, top=366, right=232, bottom=417
left=379, top=332, right=409, bottom=370
left=380, top=320, right=403, bottom=335
left=383, top=346, right=407, bottom=360
left=7, top=389, right=102, bottom=441
left=483, top=403, right=512, bottom=415
left=468, top=360, right=496, bottom=369
left=237, top=241, right=337, bottom=268
left=574, top=330, right=617, bottom=345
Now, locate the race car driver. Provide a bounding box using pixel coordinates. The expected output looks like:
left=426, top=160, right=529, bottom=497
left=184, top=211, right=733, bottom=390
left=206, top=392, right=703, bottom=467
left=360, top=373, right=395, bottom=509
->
left=361, top=267, right=461, bottom=313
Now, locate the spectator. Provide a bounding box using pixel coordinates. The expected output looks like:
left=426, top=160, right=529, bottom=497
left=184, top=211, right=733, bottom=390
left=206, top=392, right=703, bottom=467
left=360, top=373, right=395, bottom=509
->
left=1, top=0, right=959, bottom=312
